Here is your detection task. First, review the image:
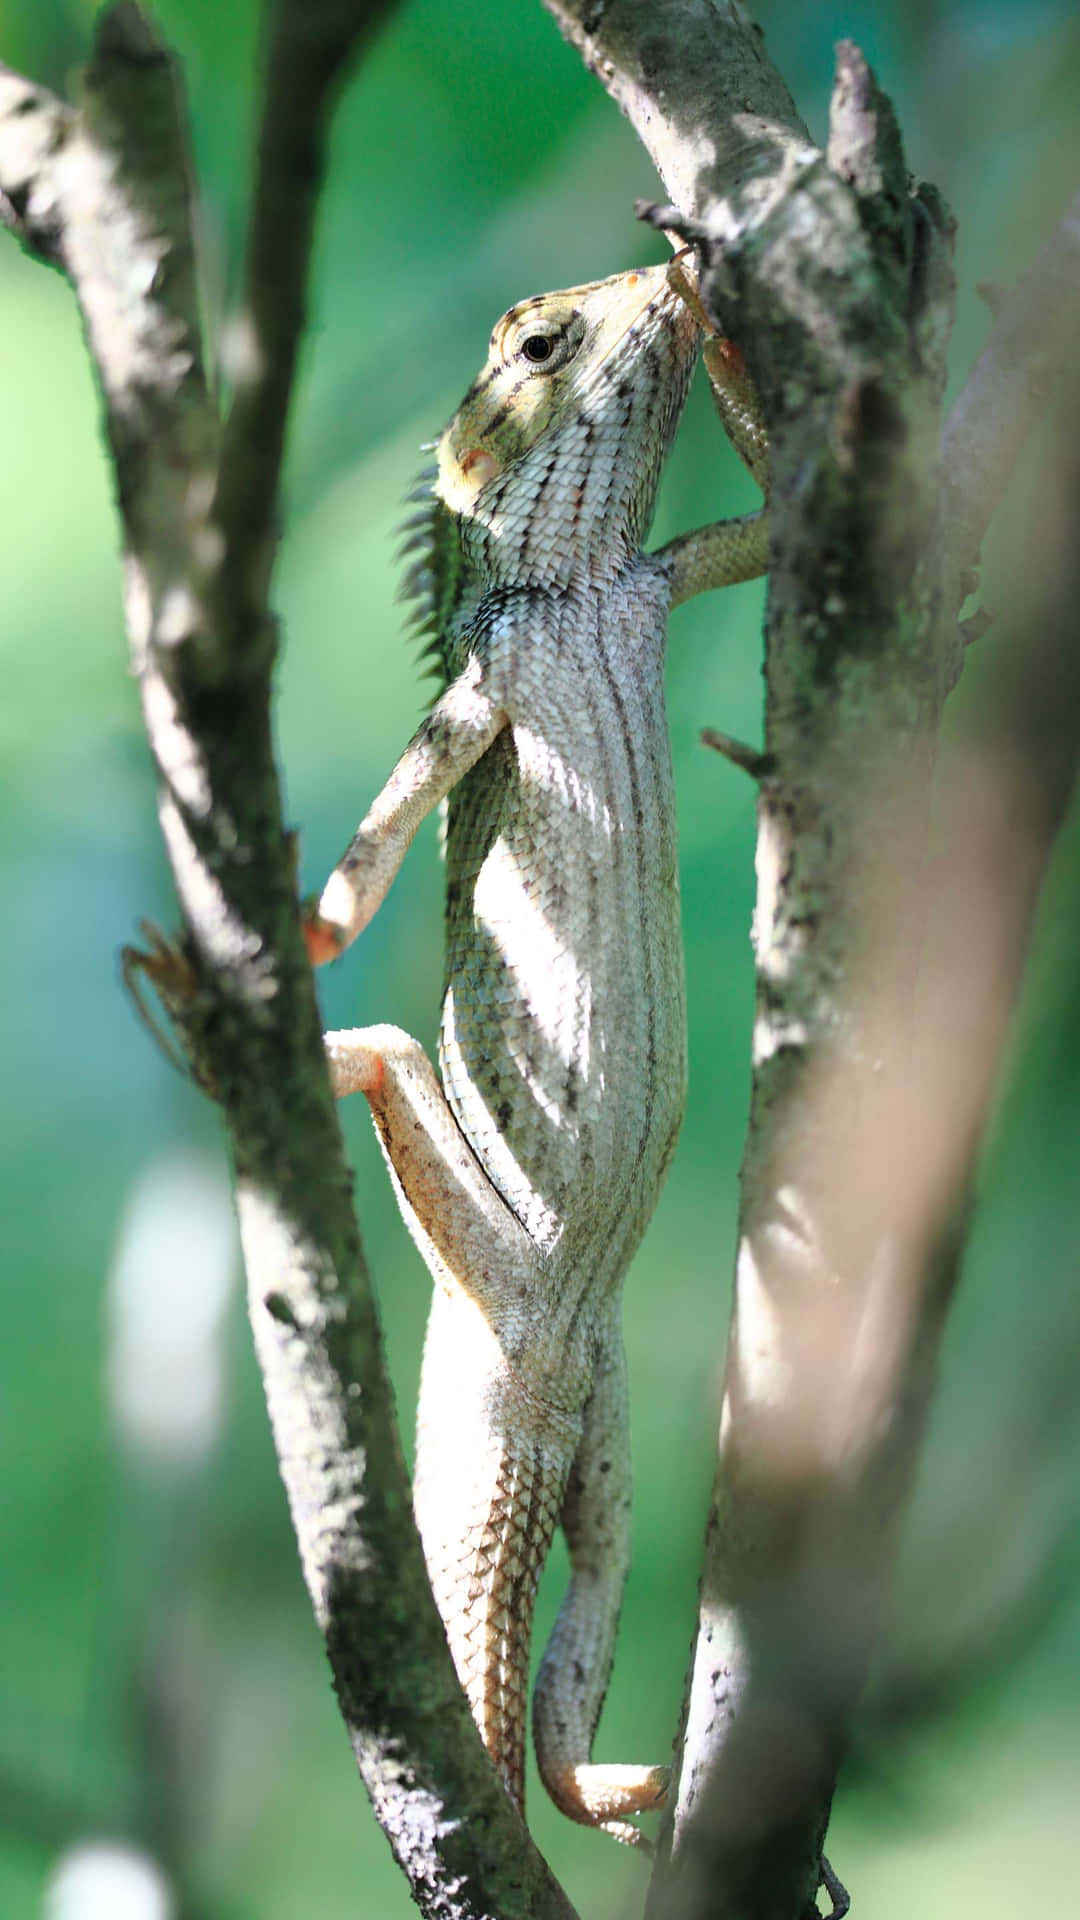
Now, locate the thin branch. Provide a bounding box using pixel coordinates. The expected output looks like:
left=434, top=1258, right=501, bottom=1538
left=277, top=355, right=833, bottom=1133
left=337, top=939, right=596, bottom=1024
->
left=701, top=729, right=774, bottom=781
left=1, top=7, right=576, bottom=1915
left=212, top=0, right=399, bottom=628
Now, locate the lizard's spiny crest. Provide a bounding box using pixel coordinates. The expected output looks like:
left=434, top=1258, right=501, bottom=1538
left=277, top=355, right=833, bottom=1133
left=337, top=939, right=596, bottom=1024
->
left=396, top=463, right=461, bottom=689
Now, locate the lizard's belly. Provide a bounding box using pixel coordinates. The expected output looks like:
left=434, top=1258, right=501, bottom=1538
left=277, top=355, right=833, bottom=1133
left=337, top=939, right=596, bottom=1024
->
left=438, top=681, right=686, bottom=1268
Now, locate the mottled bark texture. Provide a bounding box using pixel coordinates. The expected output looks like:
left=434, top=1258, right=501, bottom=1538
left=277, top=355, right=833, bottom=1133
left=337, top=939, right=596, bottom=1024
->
left=0, top=7, right=575, bottom=1918
left=546, top=6, right=1080, bottom=1919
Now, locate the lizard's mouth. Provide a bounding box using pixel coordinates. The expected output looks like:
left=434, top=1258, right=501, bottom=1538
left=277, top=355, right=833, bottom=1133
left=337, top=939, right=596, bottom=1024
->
left=574, top=267, right=696, bottom=398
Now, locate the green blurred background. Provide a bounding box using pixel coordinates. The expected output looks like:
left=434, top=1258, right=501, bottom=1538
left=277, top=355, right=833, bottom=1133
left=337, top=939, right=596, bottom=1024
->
left=1, top=2, right=1078, bottom=1915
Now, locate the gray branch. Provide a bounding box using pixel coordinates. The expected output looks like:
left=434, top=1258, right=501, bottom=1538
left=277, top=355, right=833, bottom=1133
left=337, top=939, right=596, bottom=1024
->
left=212, top=0, right=399, bottom=631
left=545, top=5, right=1080, bottom=1918
left=544, top=0, right=811, bottom=230
left=0, top=7, right=575, bottom=1916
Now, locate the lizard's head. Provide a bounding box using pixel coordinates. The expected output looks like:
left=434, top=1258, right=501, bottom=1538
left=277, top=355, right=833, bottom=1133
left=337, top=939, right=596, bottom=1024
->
left=435, top=261, right=700, bottom=584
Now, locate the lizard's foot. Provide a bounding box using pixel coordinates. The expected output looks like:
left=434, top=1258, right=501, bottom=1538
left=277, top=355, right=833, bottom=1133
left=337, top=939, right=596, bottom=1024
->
left=322, top=1024, right=403, bottom=1099
left=122, top=921, right=217, bottom=1095
left=301, top=894, right=347, bottom=967
left=541, top=1761, right=669, bottom=1849
left=303, top=858, right=377, bottom=964
left=665, top=253, right=716, bottom=336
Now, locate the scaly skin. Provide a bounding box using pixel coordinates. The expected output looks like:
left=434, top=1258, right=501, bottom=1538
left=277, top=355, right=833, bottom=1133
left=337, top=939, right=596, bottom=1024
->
left=308, top=260, right=768, bottom=1843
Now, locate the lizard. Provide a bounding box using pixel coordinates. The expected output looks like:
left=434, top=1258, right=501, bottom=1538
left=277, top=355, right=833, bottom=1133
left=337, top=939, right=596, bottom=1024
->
left=303, top=255, right=769, bottom=1845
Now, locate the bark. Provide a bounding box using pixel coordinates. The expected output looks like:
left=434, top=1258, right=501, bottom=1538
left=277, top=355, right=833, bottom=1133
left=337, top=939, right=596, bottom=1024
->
left=545, top=5, right=1080, bottom=1918
left=0, top=8, right=575, bottom=1918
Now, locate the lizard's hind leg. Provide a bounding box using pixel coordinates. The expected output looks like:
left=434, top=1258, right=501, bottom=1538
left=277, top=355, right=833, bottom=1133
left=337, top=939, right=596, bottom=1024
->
left=324, top=1022, right=574, bottom=1812
left=325, top=1022, right=535, bottom=1287
left=532, top=1319, right=669, bottom=1846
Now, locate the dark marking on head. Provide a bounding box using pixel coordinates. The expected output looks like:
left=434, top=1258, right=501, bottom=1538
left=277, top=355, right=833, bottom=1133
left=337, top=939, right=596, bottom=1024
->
left=462, top=363, right=501, bottom=405
left=481, top=393, right=523, bottom=441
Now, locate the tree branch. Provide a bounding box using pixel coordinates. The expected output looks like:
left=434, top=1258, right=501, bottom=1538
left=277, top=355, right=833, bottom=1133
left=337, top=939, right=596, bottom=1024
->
left=544, top=0, right=811, bottom=235
left=1, top=7, right=575, bottom=1915
left=212, top=0, right=399, bottom=627
left=543, top=6, right=1080, bottom=1918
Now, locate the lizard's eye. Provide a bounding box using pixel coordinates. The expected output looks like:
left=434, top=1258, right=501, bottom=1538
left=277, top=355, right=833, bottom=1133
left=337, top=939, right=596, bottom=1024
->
left=508, top=311, right=584, bottom=375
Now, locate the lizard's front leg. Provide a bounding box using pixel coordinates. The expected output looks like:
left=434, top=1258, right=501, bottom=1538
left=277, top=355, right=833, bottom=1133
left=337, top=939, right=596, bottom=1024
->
left=305, top=658, right=506, bottom=961
left=659, top=257, right=770, bottom=607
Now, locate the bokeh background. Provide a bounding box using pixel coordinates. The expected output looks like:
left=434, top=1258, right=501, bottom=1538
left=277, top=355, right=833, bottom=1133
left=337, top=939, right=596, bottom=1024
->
left=2, top=2, right=1078, bottom=1916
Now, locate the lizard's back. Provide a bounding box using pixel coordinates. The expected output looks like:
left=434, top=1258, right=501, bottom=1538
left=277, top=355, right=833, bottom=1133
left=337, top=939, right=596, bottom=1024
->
left=440, top=563, right=686, bottom=1284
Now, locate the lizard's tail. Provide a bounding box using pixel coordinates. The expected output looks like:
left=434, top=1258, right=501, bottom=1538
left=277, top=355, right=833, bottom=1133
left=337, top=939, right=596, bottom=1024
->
left=532, top=1328, right=669, bottom=1846
left=413, top=1287, right=574, bottom=1809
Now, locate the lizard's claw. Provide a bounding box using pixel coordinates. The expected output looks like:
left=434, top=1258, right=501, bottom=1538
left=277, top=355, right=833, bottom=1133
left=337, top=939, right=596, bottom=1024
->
left=665, top=252, right=716, bottom=336
left=122, top=920, right=218, bottom=1096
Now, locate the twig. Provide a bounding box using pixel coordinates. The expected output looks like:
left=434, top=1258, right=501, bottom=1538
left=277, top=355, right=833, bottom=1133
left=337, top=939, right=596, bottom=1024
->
left=701, top=729, right=774, bottom=781
left=818, top=1855, right=850, bottom=1919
